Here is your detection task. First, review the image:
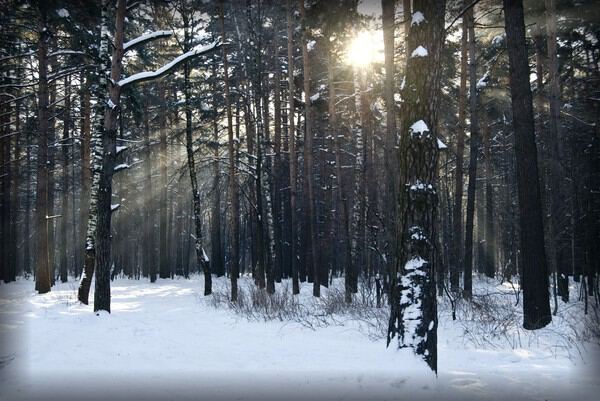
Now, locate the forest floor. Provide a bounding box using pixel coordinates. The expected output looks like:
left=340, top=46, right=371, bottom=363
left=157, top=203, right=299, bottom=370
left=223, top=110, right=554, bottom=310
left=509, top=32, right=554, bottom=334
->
left=0, top=274, right=598, bottom=401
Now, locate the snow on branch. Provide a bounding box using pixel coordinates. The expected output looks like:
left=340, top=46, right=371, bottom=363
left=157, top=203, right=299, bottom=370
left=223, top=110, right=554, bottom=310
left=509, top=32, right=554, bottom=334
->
left=118, top=41, right=221, bottom=88
left=123, top=30, right=173, bottom=52
left=48, top=50, right=86, bottom=58
left=114, top=163, right=130, bottom=173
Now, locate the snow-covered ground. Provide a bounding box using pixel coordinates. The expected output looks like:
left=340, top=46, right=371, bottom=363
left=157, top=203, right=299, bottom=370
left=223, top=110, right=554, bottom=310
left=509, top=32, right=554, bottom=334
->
left=0, top=275, right=598, bottom=401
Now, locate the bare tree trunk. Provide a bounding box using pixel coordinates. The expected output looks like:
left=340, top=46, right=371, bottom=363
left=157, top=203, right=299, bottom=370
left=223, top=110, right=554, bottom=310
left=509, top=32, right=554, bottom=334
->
left=388, top=0, right=446, bottom=372
left=159, top=84, right=169, bottom=279
left=463, top=6, right=478, bottom=299
left=211, top=61, right=224, bottom=278
left=183, top=16, right=211, bottom=295
left=382, top=0, right=397, bottom=302
left=219, top=2, right=239, bottom=301
left=503, top=0, right=552, bottom=330
left=78, top=1, right=110, bottom=304
left=287, top=0, right=299, bottom=295
left=60, top=74, right=71, bottom=283
left=299, top=0, right=318, bottom=297
left=94, top=0, right=127, bottom=313
left=143, top=91, right=156, bottom=283
left=35, top=3, right=51, bottom=294
left=452, top=8, right=468, bottom=293
left=545, top=0, right=568, bottom=301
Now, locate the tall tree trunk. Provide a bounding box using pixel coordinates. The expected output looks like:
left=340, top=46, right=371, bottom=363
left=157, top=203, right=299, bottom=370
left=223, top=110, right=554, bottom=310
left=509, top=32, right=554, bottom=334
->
left=79, top=72, right=91, bottom=279
left=211, top=61, right=224, bottom=278
left=183, top=17, right=211, bottom=296
left=452, top=8, right=468, bottom=293
left=388, top=0, right=446, bottom=372
left=35, top=3, right=51, bottom=294
left=482, top=111, right=495, bottom=278
left=503, top=0, right=552, bottom=330
left=159, top=84, right=169, bottom=279
left=94, top=0, right=126, bottom=313
left=545, top=0, right=568, bottom=301
left=78, top=1, right=110, bottom=304
left=143, top=91, right=156, bottom=282
left=60, top=75, right=71, bottom=283
left=382, top=0, right=397, bottom=301
left=287, top=0, right=299, bottom=295
left=299, top=0, right=319, bottom=297
left=219, top=2, right=239, bottom=301
left=463, top=6, right=478, bottom=299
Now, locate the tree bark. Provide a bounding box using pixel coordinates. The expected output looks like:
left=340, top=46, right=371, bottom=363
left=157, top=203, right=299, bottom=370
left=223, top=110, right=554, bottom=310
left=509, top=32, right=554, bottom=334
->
left=287, top=0, right=300, bottom=295
left=299, top=0, right=319, bottom=297
left=219, top=2, right=240, bottom=301
left=388, top=0, right=446, bottom=372
left=503, top=0, right=552, bottom=330
left=35, top=3, right=51, bottom=294
left=452, top=8, right=468, bottom=293
left=463, top=6, right=478, bottom=299
left=94, top=0, right=127, bottom=313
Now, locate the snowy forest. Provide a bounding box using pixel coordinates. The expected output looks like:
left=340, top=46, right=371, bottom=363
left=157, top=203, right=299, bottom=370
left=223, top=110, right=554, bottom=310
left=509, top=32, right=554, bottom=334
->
left=0, top=0, right=599, bottom=400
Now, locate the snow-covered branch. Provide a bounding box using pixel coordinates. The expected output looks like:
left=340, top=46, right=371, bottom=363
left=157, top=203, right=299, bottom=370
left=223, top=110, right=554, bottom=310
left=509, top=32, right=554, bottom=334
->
left=118, top=41, right=221, bottom=88
left=123, top=30, right=173, bottom=53
left=48, top=50, right=86, bottom=58
left=113, top=163, right=130, bottom=173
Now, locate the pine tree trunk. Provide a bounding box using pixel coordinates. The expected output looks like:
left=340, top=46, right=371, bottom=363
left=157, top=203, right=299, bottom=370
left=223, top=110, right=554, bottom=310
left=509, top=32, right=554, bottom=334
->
left=211, top=62, right=224, bottom=278
left=183, top=17, right=211, bottom=295
left=219, top=2, right=240, bottom=301
left=143, top=92, right=156, bottom=283
left=287, top=0, right=300, bottom=295
left=388, top=0, right=446, bottom=373
left=382, top=0, right=397, bottom=301
left=60, top=75, right=71, bottom=283
left=94, top=0, right=127, bottom=313
left=299, top=0, right=319, bottom=297
left=452, top=8, right=468, bottom=293
left=463, top=6, right=478, bottom=299
left=503, top=0, right=552, bottom=330
left=35, top=3, right=51, bottom=294
left=159, top=84, right=169, bottom=279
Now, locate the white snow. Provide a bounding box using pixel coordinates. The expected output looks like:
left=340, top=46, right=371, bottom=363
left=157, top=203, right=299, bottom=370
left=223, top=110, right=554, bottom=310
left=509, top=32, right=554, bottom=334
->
left=477, top=72, right=489, bottom=89
left=113, top=163, right=129, bottom=172
left=56, top=8, right=69, bottom=18
left=111, top=203, right=120, bottom=211
left=437, top=138, right=448, bottom=149
left=0, top=276, right=598, bottom=401
left=411, top=11, right=425, bottom=26
left=123, top=30, right=173, bottom=52
left=409, top=119, right=430, bottom=138
left=411, top=45, right=428, bottom=58
left=201, top=247, right=209, bottom=263
left=309, top=93, right=320, bottom=102
left=118, top=41, right=219, bottom=87
left=116, top=145, right=127, bottom=155
left=307, top=40, right=316, bottom=51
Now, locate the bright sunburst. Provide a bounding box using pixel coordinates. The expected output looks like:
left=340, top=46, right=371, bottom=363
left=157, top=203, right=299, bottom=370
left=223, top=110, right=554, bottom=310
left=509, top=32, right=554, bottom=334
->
left=345, top=30, right=384, bottom=67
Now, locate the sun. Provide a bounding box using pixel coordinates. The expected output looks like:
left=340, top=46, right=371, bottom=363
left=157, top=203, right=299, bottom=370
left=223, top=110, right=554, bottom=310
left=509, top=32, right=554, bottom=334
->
left=346, top=30, right=383, bottom=67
